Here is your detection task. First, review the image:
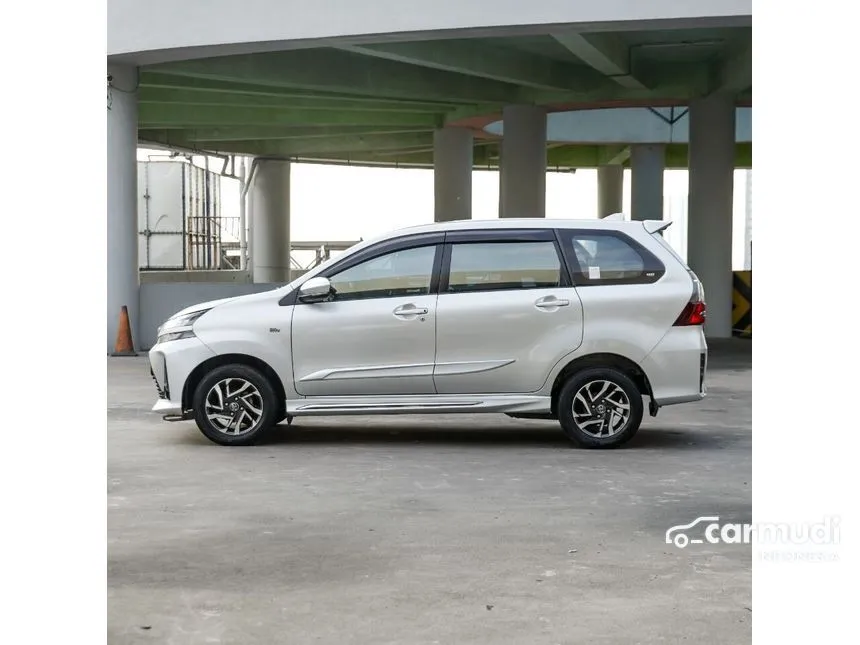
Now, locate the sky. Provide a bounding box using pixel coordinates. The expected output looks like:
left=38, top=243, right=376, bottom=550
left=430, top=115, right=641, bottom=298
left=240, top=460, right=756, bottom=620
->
left=138, top=149, right=753, bottom=271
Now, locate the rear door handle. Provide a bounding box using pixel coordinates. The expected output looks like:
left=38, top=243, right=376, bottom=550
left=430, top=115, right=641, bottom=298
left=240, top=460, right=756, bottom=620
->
left=393, top=304, right=429, bottom=317
left=535, top=296, right=570, bottom=309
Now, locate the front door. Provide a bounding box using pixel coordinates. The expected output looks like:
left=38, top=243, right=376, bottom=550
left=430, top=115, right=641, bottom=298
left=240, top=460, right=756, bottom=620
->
left=291, top=243, right=440, bottom=397
left=433, top=233, right=584, bottom=394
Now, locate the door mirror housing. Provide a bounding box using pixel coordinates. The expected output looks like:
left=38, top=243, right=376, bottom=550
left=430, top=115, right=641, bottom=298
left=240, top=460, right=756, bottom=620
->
left=298, top=276, right=333, bottom=303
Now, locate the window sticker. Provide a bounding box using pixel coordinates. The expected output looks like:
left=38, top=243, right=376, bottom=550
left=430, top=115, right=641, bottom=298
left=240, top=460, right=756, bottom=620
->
left=588, top=266, right=601, bottom=280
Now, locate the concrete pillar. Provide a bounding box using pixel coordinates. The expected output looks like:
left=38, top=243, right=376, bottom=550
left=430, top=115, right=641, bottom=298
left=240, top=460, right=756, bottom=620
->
left=251, top=160, right=291, bottom=283
left=107, top=64, right=139, bottom=353
left=744, top=169, right=753, bottom=270
left=434, top=127, right=473, bottom=222
left=630, top=144, right=665, bottom=221
left=687, top=94, right=736, bottom=338
left=597, top=165, right=624, bottom=218
left=499, top=105, right=547, bottom=218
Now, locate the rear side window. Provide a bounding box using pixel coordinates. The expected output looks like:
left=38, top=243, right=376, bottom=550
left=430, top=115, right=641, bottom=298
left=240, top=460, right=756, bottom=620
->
left=560, top=231, right=664, bottom=285
left=446, top=241, right=562, bottom=293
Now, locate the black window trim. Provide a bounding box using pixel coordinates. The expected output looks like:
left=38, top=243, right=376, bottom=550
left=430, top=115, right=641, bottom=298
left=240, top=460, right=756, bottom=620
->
left=439, top=228, right=572, bottom=294
left=279, top=232, right=445, bottom=306
left=556, top=228, right=666, bottom=286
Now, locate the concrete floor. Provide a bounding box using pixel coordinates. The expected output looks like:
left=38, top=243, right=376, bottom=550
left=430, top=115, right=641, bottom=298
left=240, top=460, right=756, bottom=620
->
left=108, top=341, right=751, bottom=645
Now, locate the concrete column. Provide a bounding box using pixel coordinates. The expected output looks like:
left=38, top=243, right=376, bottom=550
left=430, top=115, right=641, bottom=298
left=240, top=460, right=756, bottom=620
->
left=434, top=127, right=473, bottom=222
left=499, top=105, right=547, bottom=218
left=251, top=160, right=291, bottom=283
left=743, top=169, right=753, bottom=270
left=107, top=64, right=139, bottom=353
left=687, top=94, right=736, bottom=338
left=630, top=144, right=665, bottom=221
left=597, top=165, right=624, bottom=218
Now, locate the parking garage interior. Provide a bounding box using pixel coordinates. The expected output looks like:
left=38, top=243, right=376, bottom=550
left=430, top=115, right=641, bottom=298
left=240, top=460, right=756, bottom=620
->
left=107, top=11, right=751, bottom=352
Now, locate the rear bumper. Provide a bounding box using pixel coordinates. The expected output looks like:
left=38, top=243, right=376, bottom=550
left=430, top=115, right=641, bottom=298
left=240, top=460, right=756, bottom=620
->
left=641, top=327, right=708, bottom=407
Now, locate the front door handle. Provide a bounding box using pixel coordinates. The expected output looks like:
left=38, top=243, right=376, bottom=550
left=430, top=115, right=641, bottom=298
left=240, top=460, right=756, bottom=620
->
left=535, top=296, right=570, bottom=309
left=393, top=304, right=429, bottom=317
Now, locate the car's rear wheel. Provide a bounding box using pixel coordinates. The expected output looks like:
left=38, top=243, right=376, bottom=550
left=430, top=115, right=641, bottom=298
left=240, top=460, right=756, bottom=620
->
left=557, top=367, right=643, bottom=448
left=192, top=364, right=279, bottom=446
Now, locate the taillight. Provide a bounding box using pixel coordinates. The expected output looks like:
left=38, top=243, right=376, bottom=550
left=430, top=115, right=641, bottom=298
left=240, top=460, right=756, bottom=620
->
left=674, top=300, right=707, bottom=326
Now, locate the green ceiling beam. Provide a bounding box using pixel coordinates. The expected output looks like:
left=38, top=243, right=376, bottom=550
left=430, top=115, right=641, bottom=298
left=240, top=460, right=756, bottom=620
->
left=160, top=132, right=438, bottom=157
left=169, top=125, right=429, bottom=143
left=148, top=49, right=523, bottom=104
left=279, top=141, right=751, bottom=171
left=138, top=104, right=442, bottom=128
left=139, top=87, right=459, bottom=113
left=597, top=146, right=632, bottom=165
left=338, top=40, right=608, bottom=92
left=550, top=32, right=648, bottom=90
left=141, top=72, right=461, bottom=108
left=547, top=142, right=752, bottom=169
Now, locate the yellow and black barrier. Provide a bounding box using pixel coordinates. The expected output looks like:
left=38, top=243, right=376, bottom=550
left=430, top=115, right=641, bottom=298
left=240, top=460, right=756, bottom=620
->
left=732, top=270, right=752, bottom=338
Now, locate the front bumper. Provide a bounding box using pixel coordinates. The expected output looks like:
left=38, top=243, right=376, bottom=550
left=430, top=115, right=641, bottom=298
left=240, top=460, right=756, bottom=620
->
left=152, top=398, right=182, bottom=416
left=148, top=336, right=216, bottom=418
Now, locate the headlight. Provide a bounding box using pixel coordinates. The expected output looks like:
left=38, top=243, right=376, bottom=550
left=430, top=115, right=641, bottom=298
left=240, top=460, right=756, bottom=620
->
left=156, top=309, right=211, bottom=344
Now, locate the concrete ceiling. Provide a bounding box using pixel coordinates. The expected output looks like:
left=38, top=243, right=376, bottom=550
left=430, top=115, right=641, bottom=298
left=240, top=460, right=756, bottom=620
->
left=133, top=24, right=752, bottom=169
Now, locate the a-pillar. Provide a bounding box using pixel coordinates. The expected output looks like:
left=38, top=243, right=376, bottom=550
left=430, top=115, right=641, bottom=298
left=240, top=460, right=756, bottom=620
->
left=107, top=64, right=139, bottom=353
left=251, top=160, right=291, bottom=283
left=499, top=105, right=547, bottom=218
left=630, top=144, right=665, bottom=221
left=434, top=127, right=473, bottom=222
left=597, top=165, right=624, bottom=218
left=687, top=94, right=736, bottom=338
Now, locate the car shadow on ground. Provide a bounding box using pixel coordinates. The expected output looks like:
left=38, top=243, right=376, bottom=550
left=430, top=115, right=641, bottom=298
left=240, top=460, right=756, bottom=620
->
left=172, top=420, right=746, bottom=451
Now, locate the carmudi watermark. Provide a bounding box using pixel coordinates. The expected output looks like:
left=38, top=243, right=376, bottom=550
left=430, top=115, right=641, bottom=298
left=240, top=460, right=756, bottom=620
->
left=665, top=516, right=841, bottom=561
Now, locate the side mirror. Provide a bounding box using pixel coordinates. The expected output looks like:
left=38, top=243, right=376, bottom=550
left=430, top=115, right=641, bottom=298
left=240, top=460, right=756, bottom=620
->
left=298, top=276, right=333, bottom=303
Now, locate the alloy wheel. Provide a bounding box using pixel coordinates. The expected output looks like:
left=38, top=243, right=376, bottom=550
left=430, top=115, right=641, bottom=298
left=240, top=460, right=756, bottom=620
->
left=571, top=379, right=631, bottom=438
left=204, top=377, right=264, bottom=436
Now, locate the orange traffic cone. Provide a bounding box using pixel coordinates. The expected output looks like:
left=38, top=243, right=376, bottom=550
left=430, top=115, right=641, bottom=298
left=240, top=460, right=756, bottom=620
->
left=111, top=305, right=137, bottom=357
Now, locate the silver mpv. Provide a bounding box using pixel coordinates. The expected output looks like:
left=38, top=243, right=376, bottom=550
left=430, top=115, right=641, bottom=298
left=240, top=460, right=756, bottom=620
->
left=149, top=218, right=707, bottom=448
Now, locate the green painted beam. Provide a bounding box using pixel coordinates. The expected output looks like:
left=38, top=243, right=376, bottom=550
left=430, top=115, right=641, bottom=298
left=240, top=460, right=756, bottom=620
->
left=148, top=49, right=523, bottom=104
left=229, top=142, right=750, bottom=171
left=444, top=69, right=709, bottom=125
left=547, top=142, right=752, bottom=169
left=597, top=146, right=632, bottom=165
left=157, top=132, right=438, bottom=157
left=550, top=32, right=648, bottom=90
left=138, top=104, right=442, bottom=128
left=168, top=125, right=430, bottom=143
left=138, top=86, right=459, bottom=113
left=338, top=40, right=608, bottom=92
left=141, top=72, right=462, bottom=107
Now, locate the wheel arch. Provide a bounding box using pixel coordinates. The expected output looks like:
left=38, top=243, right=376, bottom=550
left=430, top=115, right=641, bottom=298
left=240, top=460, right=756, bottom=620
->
left=182, top=353, right=287, bottom=414
left=550, top=353, right=654, bottom=416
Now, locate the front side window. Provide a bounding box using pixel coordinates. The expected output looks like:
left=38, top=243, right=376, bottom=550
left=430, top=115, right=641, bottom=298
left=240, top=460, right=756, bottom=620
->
left=562, top=231, right=663, bottom=284
left=446, top=242, right=562, bottom=293
left=328, top=245, right=436, bottom=301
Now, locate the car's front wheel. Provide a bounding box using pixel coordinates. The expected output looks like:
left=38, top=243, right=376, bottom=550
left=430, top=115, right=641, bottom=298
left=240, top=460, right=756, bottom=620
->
left=557, top=367, right=643, bottom=448
left=192, top=364, right=280, bottom=446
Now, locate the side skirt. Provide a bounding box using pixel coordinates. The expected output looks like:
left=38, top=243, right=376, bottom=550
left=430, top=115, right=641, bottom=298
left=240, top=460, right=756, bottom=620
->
left=287, top=394, right=552, bottom=417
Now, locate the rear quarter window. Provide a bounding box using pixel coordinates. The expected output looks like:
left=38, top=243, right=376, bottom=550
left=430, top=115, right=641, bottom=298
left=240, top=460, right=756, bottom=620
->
left=560, top=230, right=665, bottom=286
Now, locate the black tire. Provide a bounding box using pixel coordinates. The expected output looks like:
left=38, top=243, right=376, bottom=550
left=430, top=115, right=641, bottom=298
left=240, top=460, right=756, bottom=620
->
left=192, top=363, right=280, bottom=446
left=557, top=367, right=644, bottom=448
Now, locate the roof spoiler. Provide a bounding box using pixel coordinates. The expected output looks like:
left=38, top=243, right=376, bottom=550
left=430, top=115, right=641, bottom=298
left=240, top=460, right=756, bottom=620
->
left=643, top=220, right=673, bottom=234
